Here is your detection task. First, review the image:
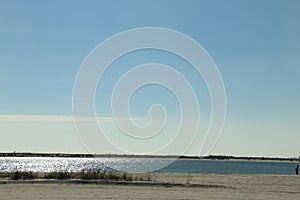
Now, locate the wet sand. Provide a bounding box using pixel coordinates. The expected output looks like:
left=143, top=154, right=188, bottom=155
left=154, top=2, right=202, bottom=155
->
left=1, top=173, right=300, bottom=199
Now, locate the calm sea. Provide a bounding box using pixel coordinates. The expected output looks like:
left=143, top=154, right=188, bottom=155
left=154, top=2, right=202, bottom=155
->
left=0, top=157, right=298, bottom=175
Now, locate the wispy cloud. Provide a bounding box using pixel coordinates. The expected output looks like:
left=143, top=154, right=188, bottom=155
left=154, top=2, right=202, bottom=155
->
left=0, top=115, right=79, bottom=122
left=0, top=115, right=144, bottom=123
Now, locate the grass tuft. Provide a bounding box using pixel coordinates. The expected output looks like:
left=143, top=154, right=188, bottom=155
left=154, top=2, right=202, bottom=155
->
left=0, top=170, right=156, bottom=182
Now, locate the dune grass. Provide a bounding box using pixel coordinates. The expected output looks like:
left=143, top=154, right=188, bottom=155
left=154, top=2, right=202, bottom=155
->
left=0, top=170, right=155, bottom=182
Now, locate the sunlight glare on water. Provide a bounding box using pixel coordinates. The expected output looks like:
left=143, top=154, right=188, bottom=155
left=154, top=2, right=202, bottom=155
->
left=0, top=157, right=298, bottom=174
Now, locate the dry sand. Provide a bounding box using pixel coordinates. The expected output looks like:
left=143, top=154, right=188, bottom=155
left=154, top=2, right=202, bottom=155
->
left=1, top=173, right=300, bottom=199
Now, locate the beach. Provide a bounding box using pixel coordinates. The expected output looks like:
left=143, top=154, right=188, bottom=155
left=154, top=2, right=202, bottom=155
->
left=1, top=173, right=300, bottom=199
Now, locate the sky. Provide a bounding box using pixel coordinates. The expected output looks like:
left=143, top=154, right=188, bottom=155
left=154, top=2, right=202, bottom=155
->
left=0, top=0, right=300, bottom=157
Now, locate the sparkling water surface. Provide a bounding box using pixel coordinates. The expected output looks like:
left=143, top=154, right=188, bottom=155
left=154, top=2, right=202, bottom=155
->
left=0, top=157, right=298, bottom=175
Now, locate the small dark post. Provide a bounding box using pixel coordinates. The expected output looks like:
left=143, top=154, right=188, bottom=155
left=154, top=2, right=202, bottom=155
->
left=295, top=165, right=299, bottom=175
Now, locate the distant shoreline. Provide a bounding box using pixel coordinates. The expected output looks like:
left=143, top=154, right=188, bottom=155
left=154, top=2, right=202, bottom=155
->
left=0, top=152, right=299, bottom=162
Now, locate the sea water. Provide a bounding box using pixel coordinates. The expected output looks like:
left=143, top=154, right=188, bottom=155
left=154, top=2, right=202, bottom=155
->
left=0, top=157, right=298, bottom=175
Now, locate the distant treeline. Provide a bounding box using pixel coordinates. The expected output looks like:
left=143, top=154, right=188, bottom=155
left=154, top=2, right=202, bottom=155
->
left=0, top=152, right=177, bottom=158
left=196, top=155, right=300, bottom=162
left=0, top=152, right=299, bottom=162
left=0, top=152, right=94, bottom=158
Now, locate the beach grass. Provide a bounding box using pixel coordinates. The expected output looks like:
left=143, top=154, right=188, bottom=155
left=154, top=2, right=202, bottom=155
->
left=0, top=170, right=158, bottom=182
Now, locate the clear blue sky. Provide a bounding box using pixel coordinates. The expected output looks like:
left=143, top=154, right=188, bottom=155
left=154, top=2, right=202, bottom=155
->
left=0, top=0, right=299, bottom=157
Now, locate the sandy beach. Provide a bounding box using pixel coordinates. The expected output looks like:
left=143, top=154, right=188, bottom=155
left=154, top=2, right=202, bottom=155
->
left=1, top=173, right=300, bottom=199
